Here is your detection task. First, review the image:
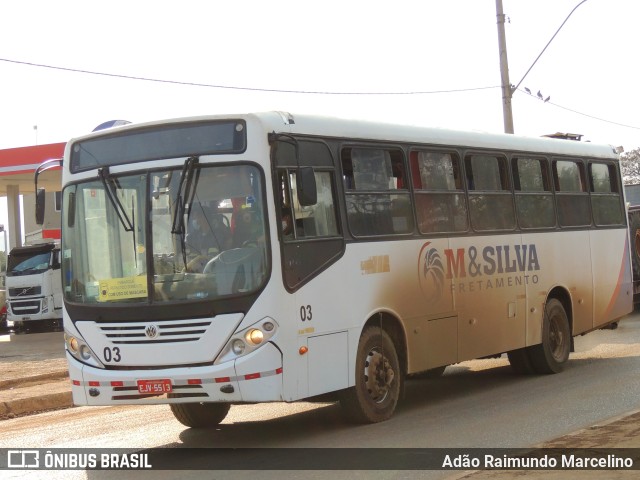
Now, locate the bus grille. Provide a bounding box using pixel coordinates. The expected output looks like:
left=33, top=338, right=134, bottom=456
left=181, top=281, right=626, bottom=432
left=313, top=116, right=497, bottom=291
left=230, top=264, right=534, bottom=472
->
left=99, top=319, right=213, bottom=344
left=9, top=286, right=42, bottom=296
left=9, top=300, right=41, bottom=315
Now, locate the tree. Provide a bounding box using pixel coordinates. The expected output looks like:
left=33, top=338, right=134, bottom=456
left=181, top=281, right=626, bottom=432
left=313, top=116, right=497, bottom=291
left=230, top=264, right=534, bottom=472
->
left=620, top=148, right=640, bottom=184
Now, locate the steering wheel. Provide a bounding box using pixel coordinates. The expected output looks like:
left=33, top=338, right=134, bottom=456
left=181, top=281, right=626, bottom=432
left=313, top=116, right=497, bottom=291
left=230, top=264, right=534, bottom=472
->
left=203, top=247, right=257, bottom=273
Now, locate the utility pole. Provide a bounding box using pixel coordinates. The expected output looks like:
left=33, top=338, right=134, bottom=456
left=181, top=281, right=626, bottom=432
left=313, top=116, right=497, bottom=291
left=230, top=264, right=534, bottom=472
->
left=496, top=0, right=514, bottom=134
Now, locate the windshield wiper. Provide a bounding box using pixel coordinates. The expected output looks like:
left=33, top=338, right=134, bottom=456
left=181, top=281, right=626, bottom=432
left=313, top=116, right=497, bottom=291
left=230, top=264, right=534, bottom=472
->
left=171, top=156, right=199, bottom=235
left=98, top=167, right=134, bottom=232
left=170, top=156, right=200, bottom=269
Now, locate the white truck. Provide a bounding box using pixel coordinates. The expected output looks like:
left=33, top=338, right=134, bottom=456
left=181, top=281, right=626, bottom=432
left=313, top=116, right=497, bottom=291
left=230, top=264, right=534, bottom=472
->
left=5, top=241, right=63, bottom=330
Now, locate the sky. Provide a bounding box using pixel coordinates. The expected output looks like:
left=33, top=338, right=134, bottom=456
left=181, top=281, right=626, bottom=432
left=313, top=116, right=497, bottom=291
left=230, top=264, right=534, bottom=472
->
left=1, top=0, right=639, bottom=242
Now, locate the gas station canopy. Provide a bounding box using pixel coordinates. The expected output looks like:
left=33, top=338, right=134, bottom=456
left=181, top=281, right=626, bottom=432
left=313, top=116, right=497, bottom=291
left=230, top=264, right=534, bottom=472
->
left=0, top=142, right=65, bottom=195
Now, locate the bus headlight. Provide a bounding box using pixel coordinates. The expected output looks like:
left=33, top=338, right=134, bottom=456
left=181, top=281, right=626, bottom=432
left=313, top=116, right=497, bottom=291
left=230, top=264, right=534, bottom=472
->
left=67, top=335, right=80, bottom=354
left=79, top=345, right=92, bottom=361
left=246, top=329, right=264, bottom=345
left=215, top=318, right=278, bottom=364
left=64, top=331, right=104, bottom=368
left=232, top=339, right=246, bottom=355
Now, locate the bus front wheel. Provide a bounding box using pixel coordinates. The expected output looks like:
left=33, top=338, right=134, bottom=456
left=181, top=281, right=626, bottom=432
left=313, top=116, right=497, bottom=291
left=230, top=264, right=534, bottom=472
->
left=529, top=299, right=571, bottom=374
left=340, top=326, right=402, bottom=423
left=170, top=402, right=231, bottom=428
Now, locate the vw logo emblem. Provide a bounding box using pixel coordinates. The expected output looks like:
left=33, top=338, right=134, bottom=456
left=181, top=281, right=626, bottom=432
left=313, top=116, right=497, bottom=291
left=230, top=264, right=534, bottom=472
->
left=144, top=324, right=159, bottom=339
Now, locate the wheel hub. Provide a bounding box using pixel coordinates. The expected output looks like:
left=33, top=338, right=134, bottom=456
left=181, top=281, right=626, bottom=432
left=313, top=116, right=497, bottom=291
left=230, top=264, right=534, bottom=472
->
left=364, top=349, right=395, bottom=402
left=550, top=320, right=564, bottom=357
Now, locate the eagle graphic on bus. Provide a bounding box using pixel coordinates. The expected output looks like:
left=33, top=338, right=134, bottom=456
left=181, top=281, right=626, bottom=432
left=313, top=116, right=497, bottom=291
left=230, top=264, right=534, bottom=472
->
left=420, top=241, right=541, bottom=300
left=418, top=242, right=445, bottom=302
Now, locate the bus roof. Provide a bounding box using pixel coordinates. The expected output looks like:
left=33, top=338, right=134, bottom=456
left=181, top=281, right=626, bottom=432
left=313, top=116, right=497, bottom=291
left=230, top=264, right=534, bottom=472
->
left=67, top=111, right=619, bottom=161
left=278, top=112, right=618, bottom=160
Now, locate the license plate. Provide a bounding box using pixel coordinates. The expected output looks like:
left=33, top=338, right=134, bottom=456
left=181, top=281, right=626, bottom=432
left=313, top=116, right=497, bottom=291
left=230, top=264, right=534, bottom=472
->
left=22, top=317, right=31, bottom=321
left=137, top=379, right=173, bottom=394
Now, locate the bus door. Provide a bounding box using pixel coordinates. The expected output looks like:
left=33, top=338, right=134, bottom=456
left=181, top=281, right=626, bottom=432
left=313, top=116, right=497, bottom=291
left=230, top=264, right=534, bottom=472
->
left=272, top=137, right=346, bottom=397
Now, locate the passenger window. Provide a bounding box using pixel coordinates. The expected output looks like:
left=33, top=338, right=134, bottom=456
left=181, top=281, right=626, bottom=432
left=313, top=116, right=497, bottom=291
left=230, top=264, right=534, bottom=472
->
left=589, top=162, right=624, bottom=226
left=553, top=159, right=590, bottom=227
left=512, top=157, right=555, bottom=229
left=590, top=163, right=617, bottom=193
left=465, top=154, right=515, bottom=231
left=555, top=160, right=585, bottom=192
left=342, top=147, right=413, bottom=236
left=410, top=150, right=468, bottom=233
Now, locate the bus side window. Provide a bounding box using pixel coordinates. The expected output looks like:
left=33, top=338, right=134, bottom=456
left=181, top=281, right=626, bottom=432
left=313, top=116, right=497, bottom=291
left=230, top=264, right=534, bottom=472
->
left=589, top=162, right=624, bottom=226
left=342, top=147, right=413, bottom=236
left=274, top=140, right=339, bottom=241
left=288, top=170, right=338, bottom=239
left=512, top=157, right=555, bottom=229
left=553, top=159, right=591, bottom=227
left=465, top=154, right=515, bottom=232
left=410, top=150, right=468, bottom=233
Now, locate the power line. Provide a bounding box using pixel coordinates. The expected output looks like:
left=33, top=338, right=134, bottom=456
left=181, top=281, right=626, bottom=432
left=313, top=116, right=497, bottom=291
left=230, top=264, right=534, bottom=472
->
left=0, top=57, right=499, bottom=96
left=514, top=88, right=640, bottom=131
left=548, top=102, right=640, bottom=131
left=2, top=57, right=638, bottom=132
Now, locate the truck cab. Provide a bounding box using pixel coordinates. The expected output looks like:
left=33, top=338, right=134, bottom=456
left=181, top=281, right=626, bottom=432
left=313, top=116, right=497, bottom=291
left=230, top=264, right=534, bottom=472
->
left=5, top=242, right=62, bottom=330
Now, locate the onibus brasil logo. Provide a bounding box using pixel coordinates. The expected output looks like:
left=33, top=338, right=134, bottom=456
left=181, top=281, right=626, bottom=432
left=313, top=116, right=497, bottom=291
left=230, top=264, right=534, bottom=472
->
left=418, top=242, right=541, bottom=301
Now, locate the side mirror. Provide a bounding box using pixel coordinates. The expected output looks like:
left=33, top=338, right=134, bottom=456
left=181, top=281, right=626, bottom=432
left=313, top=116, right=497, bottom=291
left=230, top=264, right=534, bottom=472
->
left=67, top=192, right=76, bottom=228
left=34, top=158, right=62, bottom=226
left=52, top=251, right=61, bottom=270
left=35, top=188, right=46, bottom=225
left=296, top=167, right=317, bottom=206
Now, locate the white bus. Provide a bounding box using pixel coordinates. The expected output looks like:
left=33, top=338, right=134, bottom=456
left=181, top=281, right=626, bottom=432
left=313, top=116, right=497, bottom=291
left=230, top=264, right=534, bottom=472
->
left=37, top=112, right=632, bottom=425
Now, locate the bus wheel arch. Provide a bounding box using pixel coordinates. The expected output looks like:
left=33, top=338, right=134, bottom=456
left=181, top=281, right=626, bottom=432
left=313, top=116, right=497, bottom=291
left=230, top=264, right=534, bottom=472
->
left=365, top=312, right=408, bottom=378
left=340, top=313, right=406, bottom=423
left=546, top=287, right=573, bottom=333
left=529, top=291, right=572, bottom=374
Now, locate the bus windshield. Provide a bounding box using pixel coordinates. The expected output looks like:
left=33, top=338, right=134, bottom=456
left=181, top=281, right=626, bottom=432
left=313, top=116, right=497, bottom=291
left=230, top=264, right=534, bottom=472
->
left=61, top=163, right=268, bottom=305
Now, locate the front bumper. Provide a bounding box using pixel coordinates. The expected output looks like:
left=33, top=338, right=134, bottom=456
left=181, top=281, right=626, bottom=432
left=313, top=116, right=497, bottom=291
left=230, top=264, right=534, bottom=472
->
left=67, top=342, right=283, bottom=406
left=8, top=296, right=60, bottom=322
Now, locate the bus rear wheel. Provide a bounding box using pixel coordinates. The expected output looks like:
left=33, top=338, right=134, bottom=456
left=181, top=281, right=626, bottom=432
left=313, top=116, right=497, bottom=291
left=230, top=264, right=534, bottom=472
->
left=529, top=299, right=571, bottom=374
left=340, top=326, right=402, bottom=423
left=170, top=402, right=231, bottom=428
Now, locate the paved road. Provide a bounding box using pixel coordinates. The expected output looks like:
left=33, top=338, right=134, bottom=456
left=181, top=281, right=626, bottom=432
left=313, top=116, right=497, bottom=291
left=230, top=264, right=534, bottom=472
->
left=2, top=314, right=640, bottom=479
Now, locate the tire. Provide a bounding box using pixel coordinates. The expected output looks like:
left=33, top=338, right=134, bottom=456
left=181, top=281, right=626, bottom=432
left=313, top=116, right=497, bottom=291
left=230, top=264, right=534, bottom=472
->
left=340, top=326, right=402, bottom=423
left=170, top=402, right=231, bottom=428
left=507, top=347, right=535, bottom=374
left=529, top=299, right=571, bottom=374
